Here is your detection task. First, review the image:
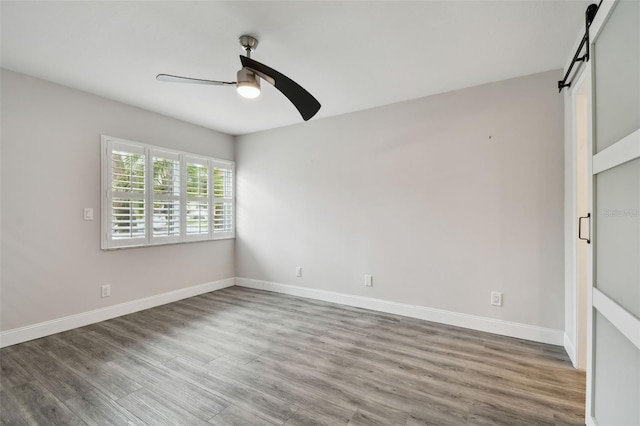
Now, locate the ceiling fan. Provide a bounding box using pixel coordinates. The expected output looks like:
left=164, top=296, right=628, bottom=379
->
left=156, top=35, right=321, bottom=121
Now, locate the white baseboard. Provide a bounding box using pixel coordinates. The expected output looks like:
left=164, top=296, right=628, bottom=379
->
left=586, top=415, right=599, bottom=426
left=1, top=277, right=565, bottom=348
left=0, top=278, right=235, bottom=348
left=564, top=332, right=577, bottom=367
left=235, top=277, right=565, bottom=346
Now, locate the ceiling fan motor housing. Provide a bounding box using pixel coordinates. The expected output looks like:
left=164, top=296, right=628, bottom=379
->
left=236, top=67, right=261, bottom=98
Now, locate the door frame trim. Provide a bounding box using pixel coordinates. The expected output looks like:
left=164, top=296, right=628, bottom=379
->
left=564, top=65, right=591, bottom=369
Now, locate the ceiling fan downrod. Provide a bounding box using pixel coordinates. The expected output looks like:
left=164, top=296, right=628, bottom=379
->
left=239, top=35, right=258, bottom=58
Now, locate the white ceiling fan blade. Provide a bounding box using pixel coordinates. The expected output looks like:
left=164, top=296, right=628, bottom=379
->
left=156, top=74, right=235, bottom=86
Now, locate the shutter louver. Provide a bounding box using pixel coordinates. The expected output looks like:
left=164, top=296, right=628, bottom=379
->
left=110, top=148, right=146, bottom=245
left=213, top=202, right=233, bottom=233
left=213, top=163, right=234, bottom=238
left=151, top=154, right=181, bottom=242
left=112, top=199, right=146, bottom=239
left=184, top=159, right=210, bottom=240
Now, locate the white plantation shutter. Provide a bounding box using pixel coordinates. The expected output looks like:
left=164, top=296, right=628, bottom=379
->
left=183, top=155, right=210, bottom=242
left=212, top=160, right=235, bottom=239
left=104, top=141, right=147, bottom=248
left=151, top=150, right=181, bottom=244
left=101, top=135, right=234, bottom=249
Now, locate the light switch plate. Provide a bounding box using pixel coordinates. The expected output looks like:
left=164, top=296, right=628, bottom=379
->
left=364, top=275, right=373, bottom=287
left=491, top=291, right=503, bottom=307
left=84, top=208, right=94, bottom=221
left=101, top=284, right=111, bottom=298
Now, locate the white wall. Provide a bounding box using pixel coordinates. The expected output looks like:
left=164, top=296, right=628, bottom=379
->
left=236, top=70, right=565, bottom=331
left=0, top=69, right=235, bottom=331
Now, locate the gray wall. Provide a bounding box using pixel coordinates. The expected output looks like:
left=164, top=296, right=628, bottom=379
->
left=0, top=69, right=235, bottom=331
left=236, top=70, right=565, bottom=330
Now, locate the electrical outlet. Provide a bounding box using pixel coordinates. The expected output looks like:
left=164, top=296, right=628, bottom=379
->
left=295, top=267, right=302, bottom=277
left=101, top=284, right=111, bottom=298
left=491, top=291, right=502, bottom=307
left=364, top=274, right=372, bottom=287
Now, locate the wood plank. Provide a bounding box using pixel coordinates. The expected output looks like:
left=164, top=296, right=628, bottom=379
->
left=209, top=403, right=280, bottom=426
left=0, top=389, right=33, bottom=426
left=205, top=356, right=357, bottom=423
left=33, top=336, right=142, bottom=400
left=82, top=325, right=175, bottom=365
left=283, top=407, right=351, bottom=426
left=0, top=351, right=33, bottom=391
left=4, top=343, right=94, bottom=402
left=116, top=388, right=211, bottom=425
left=141, top=377, right=230, bottom=419
left=1, top=382, right=85, bottom=425
left=64, top=389, right=144, bottom=426
left=163, top=357, right=298, bottom=424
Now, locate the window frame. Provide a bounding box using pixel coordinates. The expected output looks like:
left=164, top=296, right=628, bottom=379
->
left=101, top=135, right=235, bottom=250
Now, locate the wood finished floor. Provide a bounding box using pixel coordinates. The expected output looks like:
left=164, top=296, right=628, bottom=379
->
left=1, top=286, right=585, bottom=426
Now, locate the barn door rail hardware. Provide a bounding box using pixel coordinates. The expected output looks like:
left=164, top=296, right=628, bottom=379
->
left=558, top=2, right=600, bottom=92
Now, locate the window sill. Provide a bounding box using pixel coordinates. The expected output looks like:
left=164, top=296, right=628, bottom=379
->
left=102, top=236, right=235, bottom=251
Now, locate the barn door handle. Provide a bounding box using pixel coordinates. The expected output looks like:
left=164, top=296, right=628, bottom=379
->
left=578, top=213, right=591, bottom=244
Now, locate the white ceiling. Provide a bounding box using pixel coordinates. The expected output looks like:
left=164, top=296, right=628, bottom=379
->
left=1, top=1, right=586, bottom=135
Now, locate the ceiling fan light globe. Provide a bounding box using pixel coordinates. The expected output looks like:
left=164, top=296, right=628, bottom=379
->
left=237, top=83, right=261, bottom=99
left=236, top=68, right=261, bottom=99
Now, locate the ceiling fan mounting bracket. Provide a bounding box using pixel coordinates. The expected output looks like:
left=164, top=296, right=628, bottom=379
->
left=239, top=35, right=258, bottom=57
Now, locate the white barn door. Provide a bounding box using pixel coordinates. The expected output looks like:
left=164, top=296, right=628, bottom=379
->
left=586, top=1, right=640, bottom=425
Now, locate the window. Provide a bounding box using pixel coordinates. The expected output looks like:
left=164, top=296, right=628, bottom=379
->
left=102, top=135, right=234, bottom=249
